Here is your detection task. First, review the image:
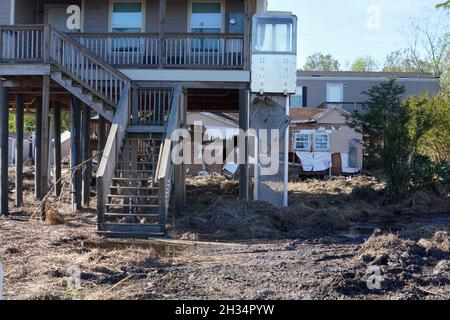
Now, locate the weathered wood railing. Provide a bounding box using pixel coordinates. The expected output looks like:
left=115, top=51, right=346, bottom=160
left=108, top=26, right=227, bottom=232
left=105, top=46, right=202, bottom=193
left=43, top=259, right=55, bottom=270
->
left=70, top=33, right=160, bottom=67
left=70, top=32, right=244, bottom=69
left=0, top=26, right=245, bottom=69
left=131, top=87, right=172, bottom=125
left=50, top=28, right=131, bottom=106
left=155, top=85, right=183, bottom=224
left=164, top=33, right=244, bottom=68
left=97, top=83, right=131, bottom=227
left=0, top=25, right=44, bottom=62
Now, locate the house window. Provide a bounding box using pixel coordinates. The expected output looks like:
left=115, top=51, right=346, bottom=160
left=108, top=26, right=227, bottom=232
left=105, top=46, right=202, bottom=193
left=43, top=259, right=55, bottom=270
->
left=111, top=2, right=143, bottom=33
left=190, top=1, right=223, bottom=52
left=314, top=133, right=330, bottom=152
left=326, top=83, right=344, bottom=104
left=255, top=17, right=294, bottom=53
left=294, top=132, right=310, bottom=151
left=290, top=86, right=305, bottom=107
left=111, top=1, right=144, bottom=52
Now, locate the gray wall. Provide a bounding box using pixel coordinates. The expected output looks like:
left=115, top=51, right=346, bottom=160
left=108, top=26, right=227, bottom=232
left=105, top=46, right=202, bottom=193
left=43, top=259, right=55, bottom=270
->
left=0, top=0, right=12, bottom=25
left=6, top=0, right=245, bottom=32
left=297, top=77, right=441, bottom=108
left=83, top=0, right=244, bottom=33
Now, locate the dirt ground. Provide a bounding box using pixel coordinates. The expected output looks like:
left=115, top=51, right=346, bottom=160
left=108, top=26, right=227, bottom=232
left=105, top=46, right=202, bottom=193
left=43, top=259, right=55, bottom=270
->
left=1, top=168, right=450, bottom=300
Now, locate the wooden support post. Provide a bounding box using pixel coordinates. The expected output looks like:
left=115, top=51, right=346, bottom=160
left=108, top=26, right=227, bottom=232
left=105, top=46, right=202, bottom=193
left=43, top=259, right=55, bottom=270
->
left=70, top=95, right=82, bottom=211
left=243, top=0, right=252, bottom=71
left=82, top=103, right=91, bottom=207
left=132, top=87, right=139, bottom=125
left=40, top=76, right=51, bottom=199
left=15, top=93, right=24, bottom=207
left=35, top=97, right=42, bottom=199
left=239, top=89, right=249, bottom=201
left=53, top=101, right=62, bottom=198
left=98, top=115, right=106, bottom=164
left=0, top=85, right=8, bottom=216
left=159, top=0, right=166, bottom=69
left=175, top=89, right=187, bottom=216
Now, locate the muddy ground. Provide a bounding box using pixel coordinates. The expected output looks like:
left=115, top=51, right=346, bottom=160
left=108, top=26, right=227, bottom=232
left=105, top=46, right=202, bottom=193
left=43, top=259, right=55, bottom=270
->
left=1, top=168, right=449, bottom=300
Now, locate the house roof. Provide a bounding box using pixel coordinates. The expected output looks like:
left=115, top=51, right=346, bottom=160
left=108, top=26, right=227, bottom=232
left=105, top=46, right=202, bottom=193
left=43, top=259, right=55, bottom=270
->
left=297, top=71, right=439, bottom=79
left=290, top=106, right=349, bottom=123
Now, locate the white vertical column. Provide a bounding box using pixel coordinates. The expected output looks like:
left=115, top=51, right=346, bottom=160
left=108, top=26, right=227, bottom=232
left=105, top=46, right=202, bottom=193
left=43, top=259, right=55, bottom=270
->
left=283, top=95, right=289, bottom=207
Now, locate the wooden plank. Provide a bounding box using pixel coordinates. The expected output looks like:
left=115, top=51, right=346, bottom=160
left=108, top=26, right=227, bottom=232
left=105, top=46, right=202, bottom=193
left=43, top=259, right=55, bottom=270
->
left=40, top=76, right=51, bottom=199
left=239, top=89, right=249, bottom=201
left=15, top=94, right=24, bottom=207
left=82, top=103, right=91, bottom=207
left=35, top=97, right=42, bottom=199
left=159, top=0, right=167, bottom=69
left=0, top=85, right=8, bottom=215
left=0, top=64, right=51, bottom=76
left=70, top=95, right=82, bottom=211
left=97, top=115, right=106, bottom=164
left=243, top=0, right=252, bottom=71
left=53, top=101, right=62, bottom=198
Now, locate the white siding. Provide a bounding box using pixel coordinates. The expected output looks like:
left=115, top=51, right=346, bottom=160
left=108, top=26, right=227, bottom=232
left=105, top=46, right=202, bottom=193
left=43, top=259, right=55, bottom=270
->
left=0, top=0, right=12, bottom=25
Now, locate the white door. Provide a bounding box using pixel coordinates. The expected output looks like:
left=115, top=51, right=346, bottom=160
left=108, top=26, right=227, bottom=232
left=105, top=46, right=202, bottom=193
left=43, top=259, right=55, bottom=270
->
left=326, top=83, right=344, bottom=103
left=45, top=6, right=74, bottom=33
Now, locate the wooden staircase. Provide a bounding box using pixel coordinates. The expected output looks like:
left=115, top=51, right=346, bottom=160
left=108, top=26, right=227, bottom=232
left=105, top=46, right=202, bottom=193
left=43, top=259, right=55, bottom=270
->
left=100, top=132, right=166, bottom=238
left=97, top=86, right=184, bottom=239
left=48, top=27, right=184, bottom=238
left=0, top=25, right=185, bottom=239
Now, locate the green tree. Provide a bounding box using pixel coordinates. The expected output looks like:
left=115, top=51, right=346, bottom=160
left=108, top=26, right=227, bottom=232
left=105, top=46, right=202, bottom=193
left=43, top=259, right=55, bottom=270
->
left=347, top=79, right=437, bottom=199
left=303, top=53, right=340, bottom=71
left=350, top=56, right=379, bottom=72
left=382, top=50, right=432, bottom=73
left=417, top=93, right=450, bottom=162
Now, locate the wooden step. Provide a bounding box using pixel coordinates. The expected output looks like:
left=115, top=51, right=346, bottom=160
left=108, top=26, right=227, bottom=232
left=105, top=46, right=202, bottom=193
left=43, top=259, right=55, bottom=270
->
left=112, top=177, right=154, bottom=181
left=115, top=169, right=155, bottom=173
left=107, top=194, right=159, bottom=199
left=98, top=223, right=166, bottom=239
left=109, top=186, right=159, bottom=190
left=104, top=213, right=160, bottom=218
left=105, top=203, right=159, bottom=208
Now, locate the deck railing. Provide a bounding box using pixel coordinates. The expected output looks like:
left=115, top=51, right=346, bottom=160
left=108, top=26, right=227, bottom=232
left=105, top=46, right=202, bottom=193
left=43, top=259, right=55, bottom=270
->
left=50, top=28, right=131, bottom=106
left=97, top=83, right=131, bottom=226
left=70, top=33, right=160, bottom=67
left=131, top=87, right=172, bottom=125
left=0, top=25, right=44, bottom=62
left=0, top=26, right=245, bottom=70
left=156, top=85, right=183, bottom=224
left=70, top=32, right=244, bottom=69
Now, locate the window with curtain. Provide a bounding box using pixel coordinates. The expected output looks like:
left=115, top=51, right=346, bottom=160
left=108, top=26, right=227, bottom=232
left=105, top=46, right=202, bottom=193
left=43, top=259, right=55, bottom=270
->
left=111, top=2, right=143, bottom=52
left=326, top=83, right=344, bottom=103
left=314, top=133, right=330, bottom=152
left=290, top=86, right=304, bottom=107
left=191, top=2, right=222, bottom=52
left=112, top=2, right=143, bottom=32
left=255, top=18, right=293, bottom=53
left=294, top=132, right=310, bottom=151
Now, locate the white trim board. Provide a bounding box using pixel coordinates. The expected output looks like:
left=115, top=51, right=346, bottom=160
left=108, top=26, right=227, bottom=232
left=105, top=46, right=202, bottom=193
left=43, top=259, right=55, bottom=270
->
left=298, top=76, right=440, bottom=83
left=119, top=69, right=250, bottom=82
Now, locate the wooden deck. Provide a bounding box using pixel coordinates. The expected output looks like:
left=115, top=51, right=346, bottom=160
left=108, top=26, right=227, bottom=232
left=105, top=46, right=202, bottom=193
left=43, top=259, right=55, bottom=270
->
left=0, top=25, right=246, bottom=70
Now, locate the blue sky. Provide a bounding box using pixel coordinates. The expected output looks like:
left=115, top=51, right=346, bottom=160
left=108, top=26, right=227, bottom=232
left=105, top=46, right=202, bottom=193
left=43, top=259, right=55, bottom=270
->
left=268, top=0, right=445, bottom=69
